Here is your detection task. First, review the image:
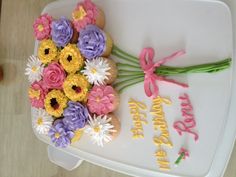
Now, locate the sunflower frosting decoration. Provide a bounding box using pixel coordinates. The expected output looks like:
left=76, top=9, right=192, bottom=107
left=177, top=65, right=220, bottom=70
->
left=38, top=39, right=58, bottom=64
left=63, top=74, right=90, bottom=102
left=81, top=57, right=111, bottom=85
left=44, top=90, right=68, bottom=117
left=85, top=114, right=116, bottom=147
left=32, top=108, right=53, bottom=135
left=59, top=44, right=84, bottom=73
left=25, top=55, right=44, bottom=83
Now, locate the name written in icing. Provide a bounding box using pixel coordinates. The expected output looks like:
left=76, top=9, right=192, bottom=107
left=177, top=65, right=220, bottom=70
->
left=173, top=93, right=199, bottom=141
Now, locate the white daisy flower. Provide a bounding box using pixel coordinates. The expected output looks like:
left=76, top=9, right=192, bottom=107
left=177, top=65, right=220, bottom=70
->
left=81, top=57, right=111, bottom=85
left=25, top=55, right=44, bottom=83
left=32, top=108, right=53, bottom=135
left=85, top=114, right=116, bottom=147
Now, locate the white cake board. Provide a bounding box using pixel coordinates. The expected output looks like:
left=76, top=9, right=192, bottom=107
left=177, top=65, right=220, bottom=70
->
left=33, top=0, right=236, bottom=177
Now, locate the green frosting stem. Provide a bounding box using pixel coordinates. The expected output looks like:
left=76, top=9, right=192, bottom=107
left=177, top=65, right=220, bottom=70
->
left=156, top=58, right=231, bottom=76
left=112, top=45, right=232, bottom=92
left=113, top=75, right=144, bottom=93
left=112, top=45, right=139, bottom=64
left=117, top=63, right=142, bottom=70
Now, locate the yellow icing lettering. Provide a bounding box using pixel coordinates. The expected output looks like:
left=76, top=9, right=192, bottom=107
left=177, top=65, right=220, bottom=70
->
left=128, top=98, right=147, bottom=110
left=153, top=135, right=173, bottom=148
left=151, top=96, right=172, bottom=171
left=129, top=98, right=147, bottom=139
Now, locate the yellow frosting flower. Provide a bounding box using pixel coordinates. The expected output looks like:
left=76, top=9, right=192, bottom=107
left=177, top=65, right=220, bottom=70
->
left=71, top=129, right=83, bottom=143
left=63, top=74, right=90, bottom=102
left=38, top=39, right=58, bottom=64
left=59, top=44, right=84, bottom=73
left=44, top=90, right=68, bottom=117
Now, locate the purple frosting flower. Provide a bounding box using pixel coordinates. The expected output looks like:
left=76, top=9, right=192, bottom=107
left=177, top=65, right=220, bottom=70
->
left=48, top=119, right=74, bottom=148
left=63, top=101, right=89, bottom=131
left=51, top=17, right=73, bottom=47
left=78, top=25, right=106, bottom=60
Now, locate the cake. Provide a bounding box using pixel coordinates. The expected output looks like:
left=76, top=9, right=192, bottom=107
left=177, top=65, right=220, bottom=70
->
left=78, top=25, right=113, bottom=59
left=72, top=0, right=105, bottom=32
left=81, top=57, right=118, bottom=85
left=27, top=0, right=233, bottom=174
left=85, top=114, right=120, bottom=147
left=27, top=0, right=120, bottom=149
left=87, top=85, right=119, bottom=115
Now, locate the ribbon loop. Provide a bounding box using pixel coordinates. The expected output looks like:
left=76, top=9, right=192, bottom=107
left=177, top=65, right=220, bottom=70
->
left=139, top=47, right=188, bottom=98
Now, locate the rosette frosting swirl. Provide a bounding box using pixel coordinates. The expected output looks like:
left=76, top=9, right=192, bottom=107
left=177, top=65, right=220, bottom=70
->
left=78, top=25, right=105, bottom=59
left=63, top=101, right=89, bottom=131
left=51, top=17, right=73, bottom=47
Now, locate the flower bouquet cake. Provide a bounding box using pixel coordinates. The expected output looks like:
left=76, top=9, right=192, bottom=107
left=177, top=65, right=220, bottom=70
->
left=27, top=0, right=121, bottom=148
left=26, top=0, right=233, bottom=173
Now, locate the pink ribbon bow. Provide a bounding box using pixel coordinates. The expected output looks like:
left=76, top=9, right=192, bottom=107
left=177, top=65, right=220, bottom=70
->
left=139, top=48, right=188, bottom=98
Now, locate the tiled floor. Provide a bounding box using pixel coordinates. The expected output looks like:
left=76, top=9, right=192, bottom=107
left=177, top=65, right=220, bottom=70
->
left=0, top=0, right=235, bottom=177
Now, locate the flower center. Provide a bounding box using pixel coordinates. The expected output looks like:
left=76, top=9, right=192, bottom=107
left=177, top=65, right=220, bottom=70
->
left=96, top=97, right=100, bottom=103
left=37, top=117, right=43, bottom=125
left=31, top=66, right=37, bottom=72
left=28, top=88, right=40, bottom=99
left=55, top=132, right=60, bottom=139
left=72, top=85, right=82, bottom=93
left=37, top=24, right=44, bottom=32
left=72, top=6, right=87, bottom=21
left=44, top=48, right=50, bottom=55
left=91, top=68, right=97, bottom=74
left=67, top=55, right=72, bottom=62
left=50, top=98, right=59, bottom=110
left=93, top=126, right=100, bottom=133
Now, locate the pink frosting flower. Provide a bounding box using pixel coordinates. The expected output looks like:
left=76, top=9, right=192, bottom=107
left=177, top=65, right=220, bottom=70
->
left=72, top=0, right=98, bottom=32
left=33, top=13, right=53, bottom=40
left=87, top=85, right=117, bottom=115
left=29, top=81, right=48, bottom=108
left=43, top=62, right=66, bottom=89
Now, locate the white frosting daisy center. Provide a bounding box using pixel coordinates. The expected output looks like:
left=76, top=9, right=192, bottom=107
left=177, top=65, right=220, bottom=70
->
left=37, top=117, right=43, bottom=125
left=82, top=57, right=111, bottom=85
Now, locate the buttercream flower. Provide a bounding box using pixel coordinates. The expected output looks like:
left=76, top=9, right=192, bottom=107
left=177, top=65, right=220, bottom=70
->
left=63, top=74, right=90, bottom=102
left=81, top=57, right=111, bottom=85
left=25, top=55, right=44, bottom=83
left=38, top=39, right=58, bottom=64
left=32, top=108, right=53, bottom=135
left=59, top=44, right=84, bottom=73
left=44, top=90, right=68, bottom=117
left=63, top=101, right=89, bottom=131
left=87, top=85, right=119, bottom=115
left=85, top=114, right=116, bottom=147
left=43, top=62, right=66, bottom=89
left=51, top=17, right=73, bottom=47
left=29, top=80, right=48, bottom=108
left=48, top=119, right=74, bottom=148
left=78, top=25, right=106, bottom=59
left=72, top=0, right=99, bottom=32
left=33, top=13, right=53, bottom=40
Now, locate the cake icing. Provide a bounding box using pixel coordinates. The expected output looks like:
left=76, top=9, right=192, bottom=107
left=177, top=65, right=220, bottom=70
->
left=51, top=17, right=73, bottom=47
left=81, top=57, right=111, bottom=85
left=33, top=13, right=52, bottom=40
left=78, top=25, right=105, bottom=59
left=25, top=55, right=44, bottom=83
left=42, top=62, right=66, bottom=89
left=63, top=101, right=89, bottom=131
left=32, top=108, right=53, bottom=135
left=85, top=114, right=116, bottom=147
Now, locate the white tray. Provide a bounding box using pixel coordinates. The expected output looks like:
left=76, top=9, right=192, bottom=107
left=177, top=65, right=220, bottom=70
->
left=33, top=0, right=236, bottom=177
